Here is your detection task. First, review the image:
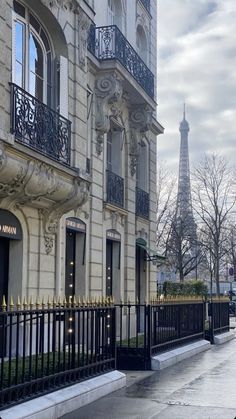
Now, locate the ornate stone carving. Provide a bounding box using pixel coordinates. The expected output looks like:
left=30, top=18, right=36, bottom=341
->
left=0, top=141, right=90, bottom=253
left=129, top=105, right=152, bottom=132
left=111, top=212, right=119, bottom=230
left=43, top=177, right=90, bottom=235
left=78, top=12, right=91, bottom=69
left=128, top=105, right=152, bottom=176
left=95, top=74, right=123, bottom=155
left=129, top=129, right=139, bottom=177
left=40, top=0, right=79, bottom=12
left=44, top=235, right=54, bottom=254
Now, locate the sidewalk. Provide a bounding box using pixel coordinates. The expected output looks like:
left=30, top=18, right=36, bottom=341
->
left=61, top=327, right=236, bottom=419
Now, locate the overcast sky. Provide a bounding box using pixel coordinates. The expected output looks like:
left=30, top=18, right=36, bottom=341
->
left=157, top=0, right=236, bottom=173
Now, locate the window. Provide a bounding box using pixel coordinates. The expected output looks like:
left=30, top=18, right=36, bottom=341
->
left=12, top=0, right=53, bottom=105
left=136, top=139, right=148, bottom=191
left=107, top=128, right=123, bottom=176
left=136, top=25, right=148, bottom=64
left=107, top=0, right=124, bottom=31
left=108, top=0, right=115, bottom=25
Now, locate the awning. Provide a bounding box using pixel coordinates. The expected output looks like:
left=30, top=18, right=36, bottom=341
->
left=136, top=239, right=166, bottom=262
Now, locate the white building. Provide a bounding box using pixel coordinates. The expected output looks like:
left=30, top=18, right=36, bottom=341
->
left=0, top=0, right=163, bottom=308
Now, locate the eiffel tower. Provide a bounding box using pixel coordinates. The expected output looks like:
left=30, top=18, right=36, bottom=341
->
left=176, top=104, right=196, bottom=239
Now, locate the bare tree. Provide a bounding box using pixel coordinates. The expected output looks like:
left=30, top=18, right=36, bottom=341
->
left=167, top=214, right=202, bottom=282
left=156, top=162, right=201, bottom=281
left=156, top=162, right=177, bottom=258
left=225, top=220, right=236, bottom=282
left=192, top=154, right=236, bottom=295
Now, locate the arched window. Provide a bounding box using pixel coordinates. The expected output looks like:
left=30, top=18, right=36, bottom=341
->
left=136, top=25, right=148, bottom=64
left=107, top=0, right=124, bottom=31
left=136, top=139, right=148, bottom=192
left=12, top=0, right=53, bottom=105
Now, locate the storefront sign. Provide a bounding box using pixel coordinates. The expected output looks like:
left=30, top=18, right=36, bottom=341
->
left=66, top=217, right=86, bottom=233
left=0, top=210, right=22, bottom=240
left=106, top=229, right=121, bottom=242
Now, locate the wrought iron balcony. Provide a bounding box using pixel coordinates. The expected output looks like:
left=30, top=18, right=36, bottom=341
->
left=140, top=0, right=150, bottom=13
left=107, top=170, right=124, bottom=208
left=10, top=83, right=71, bottom=166
left=136, top=187, right=149, bottom=219
left=88, top=25, right=154, bottom=99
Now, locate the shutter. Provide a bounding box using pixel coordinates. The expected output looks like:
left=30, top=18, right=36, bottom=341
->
left=12, top=12, right=16, bottom=83
left=59, top=55, right=68, bottom=118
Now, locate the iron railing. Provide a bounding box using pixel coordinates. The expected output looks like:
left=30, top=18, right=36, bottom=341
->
left=206, top=300, right=230, bottom=343
left=106, top=170, right=124, bottom=208
left=115, top=300, right=205, bottom=370
left=0, top=302, right=115, bottom=409
left=140, top=0, right=150, bottom=13
left=10, top=83, right=71, bottom=166
left=136, top=187, right=149, bottom=219
left=88, top=25, right=154, bottom=99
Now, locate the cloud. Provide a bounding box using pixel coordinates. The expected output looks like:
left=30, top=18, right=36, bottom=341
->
left=157, top=0, right=236, bottom=172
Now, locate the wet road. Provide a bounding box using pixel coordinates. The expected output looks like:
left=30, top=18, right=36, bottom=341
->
left=61, top=332, right=236, bottom=419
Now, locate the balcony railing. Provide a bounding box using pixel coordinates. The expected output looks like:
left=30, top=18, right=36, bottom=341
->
left=107, top=170, right=124, bottom=208
left=88, top=25, right=154, bottom=99
left=136, top=187, right=149, bottom=219
left=10, top=83, right=71, bottom=166
left=140, top=0, right=150, bottom=13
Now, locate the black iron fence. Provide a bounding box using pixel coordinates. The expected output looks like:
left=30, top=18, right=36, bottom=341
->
left=0, top=298, right=115, bottom=410
left=115, top=299, right=205, bottom=370
left=10, top=83, right=71, bottom=166
left=0, top=296, right=230, bottom=408
left=88, top=25, right=154, bottom=99
left=106, top=170, right=124, bottom=208
left=136, top=187, right=149, bottom=219
left=206, top=299, right=230, bottom=343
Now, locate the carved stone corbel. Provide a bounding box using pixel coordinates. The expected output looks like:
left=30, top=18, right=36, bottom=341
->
left=128, top=105, right=153, bottom=176
left=40, top=0, right=79, bottom=12
left=94, top=74, right=123, bottom=155
left=42, top=177, right=90, bottom=252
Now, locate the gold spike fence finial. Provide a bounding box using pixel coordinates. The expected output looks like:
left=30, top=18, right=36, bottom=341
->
left=2, top=295, right=7, bottom=312
left=10, top=296, right=14, bottom=311
left=17, top=296, right=21, bottom=311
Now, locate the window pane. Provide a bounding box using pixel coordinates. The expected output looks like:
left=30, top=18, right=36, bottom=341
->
left=29, top=13, right=40, bottom=33
left=30, top=72, right=43, bottom=101
left=15, top=21, right=24, bottom=64
left=41, top=28, right=50, bottom=53
left=15, top=61, right=23, bottom=87
left=29, top=32, right=44, bottom=78
left=13, top=1, right=25, bottom=17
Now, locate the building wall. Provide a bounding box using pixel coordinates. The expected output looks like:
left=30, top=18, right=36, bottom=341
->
left=0, top=0, right=162, bottom=306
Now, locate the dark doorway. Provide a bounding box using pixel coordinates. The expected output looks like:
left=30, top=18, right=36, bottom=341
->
left=0, top=237, right=9, bottom=357
left=0, top=237, right=9, bottom=303
left=65, top=229, right=76, bottom=299
left=136, top=244, right=141, bottom=303
left=106, top=240, right=113, bottom=296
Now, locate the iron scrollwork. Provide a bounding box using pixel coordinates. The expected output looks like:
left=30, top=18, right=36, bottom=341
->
left=136, top=187, right=149, bottom=219
left=107, top=170, right=124, bottom=208
left=88, top=25, right=154, bottom=99
left=10, top=83, right=71, bottom=166
left=140, top=0, right=150, bottom=13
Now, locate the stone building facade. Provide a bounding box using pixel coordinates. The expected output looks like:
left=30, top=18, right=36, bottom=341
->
left=0, top=0, right=163, bottom=306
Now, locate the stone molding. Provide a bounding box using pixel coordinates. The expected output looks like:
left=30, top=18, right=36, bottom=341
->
left=94, top=73, right=123, bottom=155
left=128, top=105, right=152, bottom=176
left=0, top=141, right=90, bottom=253
left=78, top=11, right=92, bottom=69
